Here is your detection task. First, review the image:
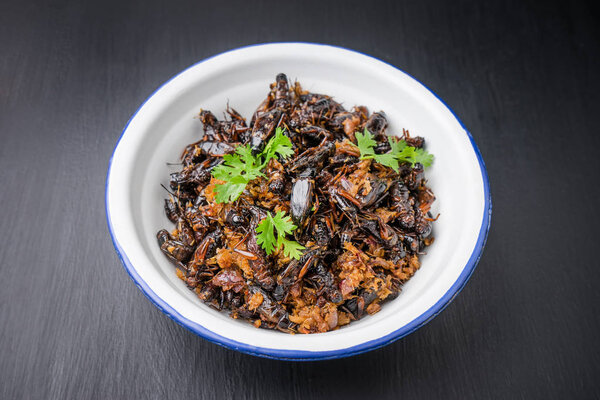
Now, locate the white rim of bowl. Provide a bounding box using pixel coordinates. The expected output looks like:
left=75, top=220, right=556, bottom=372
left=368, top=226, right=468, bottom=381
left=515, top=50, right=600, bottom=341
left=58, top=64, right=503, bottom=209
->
left=105, top=42, right=492, bottom=361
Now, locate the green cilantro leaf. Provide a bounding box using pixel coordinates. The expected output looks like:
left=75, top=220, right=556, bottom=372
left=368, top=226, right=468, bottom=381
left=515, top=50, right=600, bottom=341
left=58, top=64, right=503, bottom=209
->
left=211, top=144, right=265, bottom=203
left=414, top=148, right=434, bottom=168
left=255, top=214, right=278, bottom=255
left=235, top=144, right=262, bottom=175
left=255, top=211, right=305, bottom=260
left=278, top=238, right=305, bottom=260
left=355, top=129, right=376, bottom=158
left=270, top=210, right=297, bottom=236
left=211, top=129, right=294, bottom=204
left=394, top=145, right=432, bottom=168
left=373, top=152, right=399, bottom=172
left=396, top=146, right=417, bottom=167
left=388, top=136, right=407, bottom=154
left=213, top=180, right=247, bottom=203
left=261, top=127, right=294, bottom=165
left=353, top=128, right=434, bottom=171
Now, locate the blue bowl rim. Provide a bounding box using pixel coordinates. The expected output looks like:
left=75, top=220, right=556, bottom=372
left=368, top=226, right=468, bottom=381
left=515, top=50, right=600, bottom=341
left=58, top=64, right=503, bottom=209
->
left=105, top=42, right=492, bottom=361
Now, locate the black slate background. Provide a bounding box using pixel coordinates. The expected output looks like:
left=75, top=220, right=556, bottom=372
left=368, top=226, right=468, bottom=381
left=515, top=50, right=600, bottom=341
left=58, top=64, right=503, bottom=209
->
left=1, top=0, right=599, bottom=399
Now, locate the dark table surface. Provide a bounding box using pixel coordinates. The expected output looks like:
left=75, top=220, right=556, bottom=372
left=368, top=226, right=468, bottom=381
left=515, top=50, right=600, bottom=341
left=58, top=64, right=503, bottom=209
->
left=1, top=0, right=599, bottom=398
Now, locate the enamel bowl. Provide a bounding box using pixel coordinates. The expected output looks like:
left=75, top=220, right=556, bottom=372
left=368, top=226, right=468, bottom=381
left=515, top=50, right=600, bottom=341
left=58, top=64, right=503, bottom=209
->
left=106, top=43, right=491, bottom=360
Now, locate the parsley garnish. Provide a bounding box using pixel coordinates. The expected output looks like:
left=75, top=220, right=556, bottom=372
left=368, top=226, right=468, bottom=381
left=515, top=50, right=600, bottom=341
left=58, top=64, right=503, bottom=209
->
left=211, top=144, right=264, bottom=203
left=260, top=128, right=294, bottom=166
left=211, top=127, right=293, bottom=203
left=256, top=211, right=305, bottom=260
left=354, top=129, right=433, bottom=171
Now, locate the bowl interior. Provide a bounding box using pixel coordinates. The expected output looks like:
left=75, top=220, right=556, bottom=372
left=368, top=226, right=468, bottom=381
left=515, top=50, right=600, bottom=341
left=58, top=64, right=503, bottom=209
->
left=107, top=44, right=487, bottom=356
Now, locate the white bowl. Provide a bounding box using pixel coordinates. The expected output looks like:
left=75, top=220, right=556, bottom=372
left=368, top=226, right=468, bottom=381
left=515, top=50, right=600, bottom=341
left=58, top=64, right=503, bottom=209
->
left=106, top=43, right=491, bottom=360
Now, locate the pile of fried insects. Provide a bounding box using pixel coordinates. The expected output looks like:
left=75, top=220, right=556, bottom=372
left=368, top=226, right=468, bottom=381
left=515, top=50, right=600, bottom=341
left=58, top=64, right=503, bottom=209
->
left=157, top=73, right=436, bottom=334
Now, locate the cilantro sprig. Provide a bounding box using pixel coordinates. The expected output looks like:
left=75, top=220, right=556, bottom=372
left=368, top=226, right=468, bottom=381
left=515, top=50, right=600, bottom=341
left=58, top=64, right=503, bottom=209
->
left=211, top=127, right=293, bottom=203
left=211, top=144, right=263, bottom=203
left=256, top=211, right=305, bottom=260
left=260, top=128, right=294, bottom=164
left=354, top=129, right=433, bottom=171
